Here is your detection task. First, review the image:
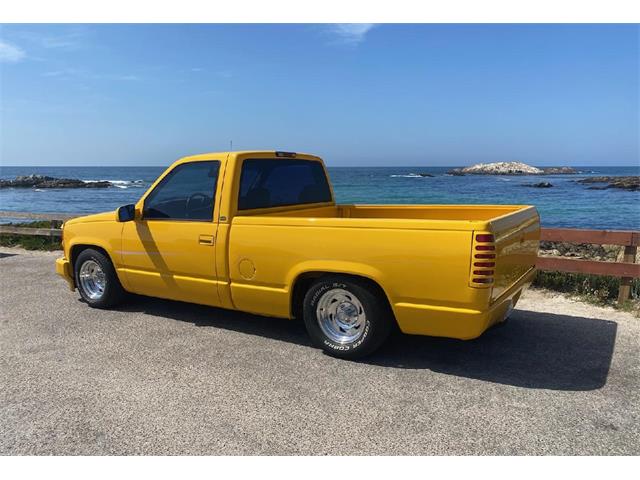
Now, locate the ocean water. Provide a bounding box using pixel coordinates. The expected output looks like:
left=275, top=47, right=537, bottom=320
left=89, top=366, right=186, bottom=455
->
left=1, top=165, right=639, bottom=230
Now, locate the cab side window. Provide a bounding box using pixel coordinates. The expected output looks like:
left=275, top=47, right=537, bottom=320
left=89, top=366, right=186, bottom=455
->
left=144, top=161, right=220, bottom=221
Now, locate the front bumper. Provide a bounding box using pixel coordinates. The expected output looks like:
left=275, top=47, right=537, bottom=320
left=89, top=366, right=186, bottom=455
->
left=55, top=257, right=75, bottom=291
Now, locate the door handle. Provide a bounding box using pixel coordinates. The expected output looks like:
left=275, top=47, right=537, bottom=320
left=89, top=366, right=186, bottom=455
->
left=199, top=234, right=215, bottom=246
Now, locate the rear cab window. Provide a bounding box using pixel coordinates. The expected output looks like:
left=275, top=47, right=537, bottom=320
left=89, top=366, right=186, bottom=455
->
left=238, top=159, right=332, bottom=211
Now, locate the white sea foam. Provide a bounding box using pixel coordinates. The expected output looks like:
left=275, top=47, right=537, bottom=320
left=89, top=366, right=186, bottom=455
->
left=390, top=173, right=423, bottom=178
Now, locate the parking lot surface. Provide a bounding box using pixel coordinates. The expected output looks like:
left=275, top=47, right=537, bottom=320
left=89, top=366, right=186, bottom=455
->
left=1, top=248, right=638, bottom=455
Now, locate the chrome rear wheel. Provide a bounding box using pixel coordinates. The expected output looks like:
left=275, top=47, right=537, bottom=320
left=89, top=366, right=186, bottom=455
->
left=303, top=277, right=393, bottom=359
left=316, top=288, right=367, bottom=344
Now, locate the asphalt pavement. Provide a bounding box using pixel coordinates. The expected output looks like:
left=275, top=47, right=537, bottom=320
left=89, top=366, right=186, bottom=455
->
left=1, top=248, right=638, bottom=455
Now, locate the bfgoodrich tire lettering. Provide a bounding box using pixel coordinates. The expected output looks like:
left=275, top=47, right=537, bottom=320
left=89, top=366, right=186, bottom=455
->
left=303, top=276, right=393, bottom=359
left=74, top=248, right=126, bottom=309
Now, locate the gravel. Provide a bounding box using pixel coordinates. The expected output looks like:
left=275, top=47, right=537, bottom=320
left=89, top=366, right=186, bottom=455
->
left=1, top=247, right=638, bottom=455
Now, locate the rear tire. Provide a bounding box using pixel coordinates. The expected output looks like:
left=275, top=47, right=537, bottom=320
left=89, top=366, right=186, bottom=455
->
left=75, top=248, right=126, bottom=309
left=303, top=276, right=392, bottom=359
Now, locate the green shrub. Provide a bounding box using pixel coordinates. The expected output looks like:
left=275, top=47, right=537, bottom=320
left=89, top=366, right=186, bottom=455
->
left=533, top=270, right=640, bottom=305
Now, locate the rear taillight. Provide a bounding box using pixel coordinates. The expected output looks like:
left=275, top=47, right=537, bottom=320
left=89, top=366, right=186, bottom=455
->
left=470, top=232, right=497, bottom=288
left=474, top=253, right=495, bottom=259
left=472, top=277, right=494, bottom=284
left=475, top=234, right=494, bottom=243
left=474, top=262, right=495, bottom=268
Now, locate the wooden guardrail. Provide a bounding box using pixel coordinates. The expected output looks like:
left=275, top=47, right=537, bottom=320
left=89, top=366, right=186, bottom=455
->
left=0, top=225, right=63, bottom=237
left=0, top=211, right=78, bottom=239
left=1, top=211, right=638, bottom=304
left=537, top=228, right=639, bottom=304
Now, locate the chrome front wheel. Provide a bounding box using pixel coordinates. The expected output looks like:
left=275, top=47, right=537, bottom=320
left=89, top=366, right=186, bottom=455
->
left=78, top=259, right=106, bottom=300
left=74, top=248, right=125, bottom=309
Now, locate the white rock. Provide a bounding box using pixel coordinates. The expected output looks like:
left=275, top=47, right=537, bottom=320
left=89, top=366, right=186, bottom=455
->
left=459, top=162, right=544, bottom=175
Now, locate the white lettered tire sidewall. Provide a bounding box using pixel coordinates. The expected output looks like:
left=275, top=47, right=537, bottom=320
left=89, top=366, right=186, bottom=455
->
left=303, top=277, right=392, bottom=359
left=74, top=248, right=125, bottom=309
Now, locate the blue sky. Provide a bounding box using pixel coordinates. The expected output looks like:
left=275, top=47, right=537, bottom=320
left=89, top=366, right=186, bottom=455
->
left=0, top=24, right=638, bottom=166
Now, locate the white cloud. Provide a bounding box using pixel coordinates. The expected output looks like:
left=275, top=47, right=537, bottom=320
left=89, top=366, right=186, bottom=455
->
left=0, top=40, right=26, bottom=63
left=325, top=24, right=377, bottom=46
left=102, top=74, right=140, bottom=81
left=16, top=27, right=88, bottom=51
left=42, top=68, right=140, bottom=81
left=42, top=68, right=81, bottom=77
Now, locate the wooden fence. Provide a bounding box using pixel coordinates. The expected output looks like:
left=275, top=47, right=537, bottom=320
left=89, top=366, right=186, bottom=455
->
left=537, top=228, right=639, bottom=304
left=1, top=211, right=639, bottom=304
left=0, top=211, right=72, bottom=238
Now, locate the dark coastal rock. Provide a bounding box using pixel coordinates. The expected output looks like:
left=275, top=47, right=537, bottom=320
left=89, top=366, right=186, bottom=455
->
left=448, top=170, right=465, bottom=176
left=0, top=174, right=112, bottom=189
left=417, top=173, right=434, bottom=177
left=541, top=167, right=578, bottom=174
left=539, top=241, right=622, bottom=262
left=83, top=181, right=112, bottom=188
left=576, top=176, right=639, bottom=191
left=522, top=182, right=553, bottom=188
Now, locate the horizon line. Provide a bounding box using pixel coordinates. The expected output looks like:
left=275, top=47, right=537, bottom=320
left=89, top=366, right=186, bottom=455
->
left=1, top=164, right=639, bottom=168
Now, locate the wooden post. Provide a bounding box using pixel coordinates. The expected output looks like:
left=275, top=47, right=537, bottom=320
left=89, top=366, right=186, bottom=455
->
left=50, top=219, right=62, bottom=247
left=618, top=245, right=638, bottom=305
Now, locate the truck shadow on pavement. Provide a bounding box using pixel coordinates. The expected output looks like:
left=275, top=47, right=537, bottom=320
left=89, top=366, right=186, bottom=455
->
left=117, top=297, right=616, bottom=391
left=368, top=310, right=617, bottom=391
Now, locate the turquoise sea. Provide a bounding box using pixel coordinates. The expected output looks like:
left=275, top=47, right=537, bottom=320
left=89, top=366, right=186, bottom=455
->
left=1, top=165, right=638, bottom=230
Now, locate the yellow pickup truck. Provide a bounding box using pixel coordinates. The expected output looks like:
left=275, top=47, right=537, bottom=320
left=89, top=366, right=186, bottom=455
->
left=56, top=151, right=540, bottom=358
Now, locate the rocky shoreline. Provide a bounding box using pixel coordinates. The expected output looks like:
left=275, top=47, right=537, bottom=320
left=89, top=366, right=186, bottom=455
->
left=447, top=162, right=578, bottom=176
left=0, top=175, right=112, bottom=189
left=539, top=241, right=626, bottom=262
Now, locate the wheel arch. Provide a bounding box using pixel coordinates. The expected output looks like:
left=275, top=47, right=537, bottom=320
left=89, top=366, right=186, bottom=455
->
left=69, top=243, right=116, bottom=277
left=290, top=270, right=396, bottom=325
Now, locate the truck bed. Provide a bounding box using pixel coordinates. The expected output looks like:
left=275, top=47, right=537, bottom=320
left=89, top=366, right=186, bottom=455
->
left=231, top=203, right=540, bottom=332
left=255, top=204, right=536, bottom=230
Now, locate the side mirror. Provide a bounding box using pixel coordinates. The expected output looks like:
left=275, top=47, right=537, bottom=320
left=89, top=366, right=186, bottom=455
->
left=117, top=204, right=136, bottom=222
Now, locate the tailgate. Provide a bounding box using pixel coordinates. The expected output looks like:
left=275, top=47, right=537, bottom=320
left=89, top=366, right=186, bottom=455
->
left=469, top=206, right=540, bottom=302
left=489, top=206, right=540, bottom=301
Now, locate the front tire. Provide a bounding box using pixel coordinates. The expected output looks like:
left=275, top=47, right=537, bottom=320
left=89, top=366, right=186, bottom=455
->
left=74, top=248, right=125, bottom=308
left=303, top=276, right=393, bottom=359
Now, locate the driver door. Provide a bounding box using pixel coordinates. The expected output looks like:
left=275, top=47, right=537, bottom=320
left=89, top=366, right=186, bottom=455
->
left=120, top=160, right=224, bottom=307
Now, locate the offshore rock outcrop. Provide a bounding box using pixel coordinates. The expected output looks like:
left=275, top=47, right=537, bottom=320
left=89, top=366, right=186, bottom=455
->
left=0, top=175, right=112, bottom=189
left=447, top=162, right=579, bottom=176
left=541, top=167, right=578, bottom=174
left=448, top=162, right=543, bottom=175
left=522, top=182, right=553, bottom=188
left=576, top=176, right=640, bottom=191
